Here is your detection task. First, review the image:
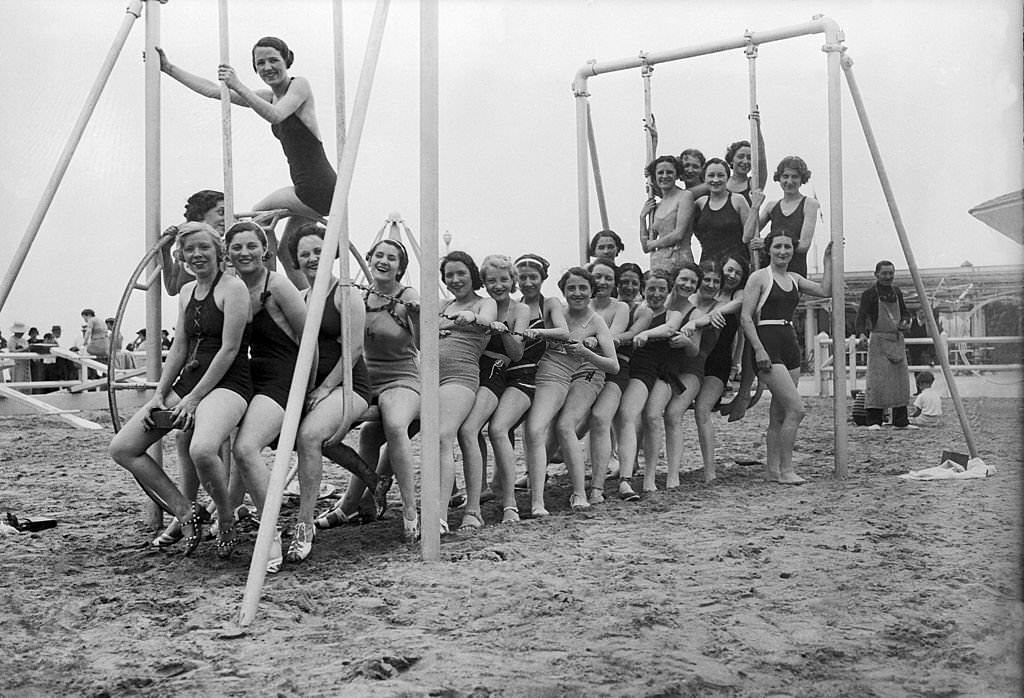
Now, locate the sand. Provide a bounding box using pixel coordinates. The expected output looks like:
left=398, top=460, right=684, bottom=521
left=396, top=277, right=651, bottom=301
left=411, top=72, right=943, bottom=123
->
left=1, top=396, right=1021, bottom=696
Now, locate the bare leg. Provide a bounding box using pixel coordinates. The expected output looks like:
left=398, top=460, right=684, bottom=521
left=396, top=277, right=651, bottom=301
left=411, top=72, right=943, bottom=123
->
left=189, top=390, right=249, bottom=531
left=231, top=395, right=285, bottom=520
left=613, top=380, right=648, bottom=500
left=524, top=383, right=569, bottom=515
left=457, top=388, right=499, bottom=524
left=488, top=388, right=531, bottom=516
left=588, top=381, right=623, bottom=497
left=438, top=385, right=478, bottom=529
left=641, top=381, right=672, bottom=492
left=663, top=374, right=701, bottom=488
left=694, top=376, right=726, bottom=482
left=377, top=388, right=421, bottom=523
left=557, top=380, right=601, bottom=505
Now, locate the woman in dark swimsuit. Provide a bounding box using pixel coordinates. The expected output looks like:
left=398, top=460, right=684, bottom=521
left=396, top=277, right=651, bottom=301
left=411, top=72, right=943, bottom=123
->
left=109, top=223, right=251, bottom=558
left=746, top=156, right=820, bottom=277
left=157, top=37, right=336, bottom=287
left=740, top=231, right=832, bottom=484
left=287, top=223, right=371, bottom=563
left=693, top=158, right=751, bottom=265
left=226, top=222, right=307, bottom=566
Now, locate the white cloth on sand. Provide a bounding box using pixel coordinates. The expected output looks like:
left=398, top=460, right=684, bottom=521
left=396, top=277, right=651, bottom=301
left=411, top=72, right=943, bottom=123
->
left=899, top=458, right=996, bottom=481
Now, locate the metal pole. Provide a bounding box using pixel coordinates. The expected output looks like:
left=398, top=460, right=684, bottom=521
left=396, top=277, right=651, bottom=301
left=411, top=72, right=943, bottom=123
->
left=239, top=0, right=391, bottom=627
left=585, top=104, right=609, bottom=232
left=217, top=0, right=235, bottom=226
left=419, top=0, right=442, bottom=561
left=0, top=0, right=143, bottom=313
left=333, top=0, right=354, bottom=428
left=745, top=36, right=760, bottom=192
left=574, top=74, right=591, bottom=265
left=641, top=58, right=655, bottom=246
left=841, top=54, right=979, bottom=458
left=143, top=0, right=164, bottom=531
left=824, top=21, right=848, bottom=478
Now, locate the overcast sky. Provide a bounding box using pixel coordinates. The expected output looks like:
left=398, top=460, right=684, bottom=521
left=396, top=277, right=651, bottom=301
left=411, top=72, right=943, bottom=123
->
left=1, top=0, right=1021, bottom=338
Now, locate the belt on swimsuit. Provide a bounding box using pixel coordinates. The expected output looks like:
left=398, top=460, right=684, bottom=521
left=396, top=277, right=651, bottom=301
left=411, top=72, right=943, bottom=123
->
left=757, top=319, right=792, bottom=327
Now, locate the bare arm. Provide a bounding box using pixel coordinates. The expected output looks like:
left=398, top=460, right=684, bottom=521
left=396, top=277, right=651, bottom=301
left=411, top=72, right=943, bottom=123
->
left=744, top=191, right=770, bottom=244
left=614, top=305, right=652, bottom=347
left=532, top=297, right=571, bottom=342
left=796, top=241, right=833, bottom=298
left=740, top=269, right=771, bottom=370
left=797, top=197, right=819, bottom=254
left=571, top=316, right=618, bottom=373
left=220, top=67, right=312, bottom=125
left=498, top=301, right=529, bottom=362
left=156, top=47, right=252, bottom=106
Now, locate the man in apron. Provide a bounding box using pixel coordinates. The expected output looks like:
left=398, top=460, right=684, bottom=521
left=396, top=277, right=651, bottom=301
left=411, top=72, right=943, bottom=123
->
left=856, top=260, right=913, bottom=429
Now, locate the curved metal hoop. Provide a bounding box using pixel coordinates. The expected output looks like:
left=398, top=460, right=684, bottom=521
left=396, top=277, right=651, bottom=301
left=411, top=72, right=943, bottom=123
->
left=106, top=223, right=372, bottom=431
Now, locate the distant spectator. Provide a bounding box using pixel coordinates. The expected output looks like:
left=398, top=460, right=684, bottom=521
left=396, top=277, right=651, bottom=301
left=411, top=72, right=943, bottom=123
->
left=856, top=261, right=911, bottom=430
left=27, top=327, right=41, bottom=345
left=0, top=330, right=6, bottom=350
left=81, top=309, right=109, bottom=360
left=127, top=328, right=147, bottom=352
left=7, top=322, right=31, bottom=384
left=910, top=371, right=942, bottom=427
left=161, top=330, right=173, bottom=350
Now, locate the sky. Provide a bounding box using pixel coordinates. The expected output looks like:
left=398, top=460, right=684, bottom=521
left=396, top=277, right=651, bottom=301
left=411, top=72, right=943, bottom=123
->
left=1, top=0, right=1021, bottom=339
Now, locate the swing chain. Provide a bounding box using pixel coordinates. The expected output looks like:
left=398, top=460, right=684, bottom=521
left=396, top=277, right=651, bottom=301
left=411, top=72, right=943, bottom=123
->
left=342, top=281, right=572, bottom=345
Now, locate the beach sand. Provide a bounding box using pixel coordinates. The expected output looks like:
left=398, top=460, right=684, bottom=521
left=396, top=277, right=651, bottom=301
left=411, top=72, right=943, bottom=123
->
left=1, top=396, right=1021, bottom=696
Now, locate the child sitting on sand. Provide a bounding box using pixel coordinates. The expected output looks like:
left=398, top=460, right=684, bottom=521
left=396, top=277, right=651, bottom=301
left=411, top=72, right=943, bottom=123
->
left=910, top=371, right=942, bottom=427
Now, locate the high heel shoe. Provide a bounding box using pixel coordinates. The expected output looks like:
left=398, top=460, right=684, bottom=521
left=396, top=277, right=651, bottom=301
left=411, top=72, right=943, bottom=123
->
left=180, top=502, right=209, bottom=557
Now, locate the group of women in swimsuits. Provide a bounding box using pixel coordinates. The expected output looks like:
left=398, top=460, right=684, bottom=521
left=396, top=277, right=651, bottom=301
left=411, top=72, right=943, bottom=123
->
left=109, top=34, right=836, bottom=569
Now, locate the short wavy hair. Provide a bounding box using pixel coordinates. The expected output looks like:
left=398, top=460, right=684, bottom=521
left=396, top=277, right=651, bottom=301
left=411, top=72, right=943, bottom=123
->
left=441, top=250, right=483, bottom=290
left=773, top=155, right=811, bottom=184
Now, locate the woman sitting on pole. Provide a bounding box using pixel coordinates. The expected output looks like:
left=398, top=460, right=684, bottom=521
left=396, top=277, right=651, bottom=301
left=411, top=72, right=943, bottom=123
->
left=455, top=255, right=527, bottom=529
left=317, top=239, right=421, bottom=542
left=740, top=219, right=833, bottom=484
left=747, top=156, right=820, bottom=277
left=435, top=252, right=497, bottom=534
left=161, top=190, right=225, bottom=296
left=226, top=222, right=307, bottom=566
left=286, top=223, right=373, bottom=563
left=640, top=156, right=696, bottom=275
left=524, top=267, right=617, bottom=517
left=632, top=262, right=715, bottom=492
left=487, top=254, right=568, bottom=523
left=157, top=37, right=337, bottom=287
left=693, top=158, right=752, bottom=265
left=613, top=269, right=672, bottom=502
left=692, top=254, right=749, bottom=482
left=109, top=223, right=251, bottom=557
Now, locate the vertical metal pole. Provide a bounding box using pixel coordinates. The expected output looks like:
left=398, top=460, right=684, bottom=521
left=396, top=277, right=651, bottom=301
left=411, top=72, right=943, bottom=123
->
left=419, top=0, right=442, bottom=561
left=824, top=27, right=848, bottom=478
left=841, top=55, right=979, bottom=458
left=217, top=0, right=235, bottom=226
left=745, top=37, right=761, bottom=192
left=333, top=0, right=354, bottom=425
left=640, top=59, right=656, bottom=249
left=0, top=0, right=143, bottom=312
left=238, top=0, right=391, bottom=626
left=585, top=104, right=609, bottom=232
left=143, top=0, right=164, bottom=531
left=574, top=82, right=591, bottom=265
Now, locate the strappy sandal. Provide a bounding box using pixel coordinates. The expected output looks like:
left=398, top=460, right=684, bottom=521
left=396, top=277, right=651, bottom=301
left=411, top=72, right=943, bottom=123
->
left=570, top=493, right=590, bottom=512
left=314, top=505, right=362, bottom=530
left=216, top=522, right=237, bottom=560
left=151, top=517, right=183, bottom=547
left=180, top=501, right=208, bottom=557
left=285, top=522, right=315, bottom=563
left=501, top=506, right=520, bottom=525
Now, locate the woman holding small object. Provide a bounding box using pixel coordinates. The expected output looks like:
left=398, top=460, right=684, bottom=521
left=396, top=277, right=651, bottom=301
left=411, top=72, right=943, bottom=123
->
left=109, top=223, right=251, bottom=558
left=157, top=37, right=336, bottom=286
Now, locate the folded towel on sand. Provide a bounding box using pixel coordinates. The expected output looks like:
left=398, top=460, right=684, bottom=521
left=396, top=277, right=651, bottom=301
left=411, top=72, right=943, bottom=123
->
left=899, top=458, right=996, bottom=481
